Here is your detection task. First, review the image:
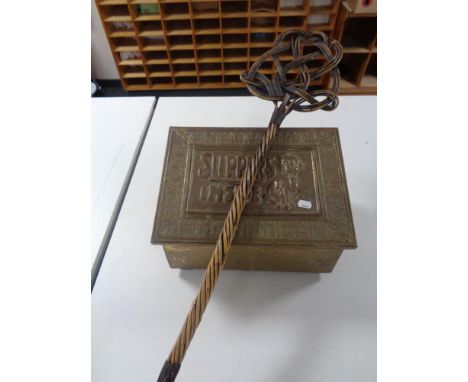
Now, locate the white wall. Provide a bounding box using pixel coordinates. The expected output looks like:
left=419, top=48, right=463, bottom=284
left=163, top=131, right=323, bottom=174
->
left=91, top=0, right=119, bottom=79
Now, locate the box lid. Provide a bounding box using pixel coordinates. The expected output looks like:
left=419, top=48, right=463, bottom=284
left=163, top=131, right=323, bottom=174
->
left=152, top=127, right=356, bottom=249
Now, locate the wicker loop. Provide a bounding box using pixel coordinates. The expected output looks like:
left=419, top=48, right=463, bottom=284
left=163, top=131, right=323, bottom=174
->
left=240, top=29, right=343, bottom=113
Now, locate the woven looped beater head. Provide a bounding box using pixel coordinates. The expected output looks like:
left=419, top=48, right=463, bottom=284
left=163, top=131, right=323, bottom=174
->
left=240, top=29, right=343, bottom=113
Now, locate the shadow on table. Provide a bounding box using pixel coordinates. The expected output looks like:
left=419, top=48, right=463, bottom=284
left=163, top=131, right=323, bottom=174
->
left=178, top=268, right=320, bottom=317
left=178, top=269, right=321, bottom=380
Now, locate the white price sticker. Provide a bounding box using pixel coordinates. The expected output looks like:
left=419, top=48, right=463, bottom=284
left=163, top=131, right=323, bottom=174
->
left=297, top=199, right=312, bottom=209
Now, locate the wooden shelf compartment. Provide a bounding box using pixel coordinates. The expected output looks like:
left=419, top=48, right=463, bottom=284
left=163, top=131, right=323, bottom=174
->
left=123, top=77, right=149, bottom=87
left=148, top=63, right=172, bottom=77
left=193, top=18, right=221, bottom=32
left=196, top=48, right=222, bottom=60
left=195, top=34, right=221, bottom=48
left=174, top=76, right=199, bottom=84
left=221, top=1, right=249, bottom=14
left=223, top=47, right=247, bottom=59
left=131, top=1, right=161, bottom=20
left=307, top=13, right=331, bottom=27
left=340, top=16, right=376, bottom=49
left=222, top=33, right=248, bottom=44
left=306, top=0, right=339, bottom=30
left=277, top=0, right=308, bottom=15
left=167, top=35, right=194, bottom=49
left=310, top=4, right=335, bottom=15
left=192, top=1, right=220, bottom=19
left=150, top=76, right=173, bottom=85
left=173, top=63, right=197, bottom=76
left=116, top=44, right=143, bottom=62
left=279, top=15, right=306, bottom=28
left=199, top=62, right=223, bottom=76
left=136, top=20, right=164, bottom=37
left=107, top=19, right=135, bottom=35
left=250, top=32, right=276, bottom=43
left=251, top=19, right=276, bottom=33
left=101, top=4, right=132, bottom=22
left=224, top=61, right=248, bottom=74
left=222, top=17, right=249, bottom=29
left=160, top=2, right=190, bottom=19
left=224, top=75, right=243, bottom=84
left=165, top=19, right=192, bottom=35
left=144, top=50, right=170, bottom=64
left=140, top=36, right=167, bottom=50
left=111, top=37, right=139, bottom=52
left=199, top=75, right=223, bottom=83
left=250, top=0, right=276, bottom=13
left=338, top=53, right=367, bottom=86
left=249, top=46, right=269, bottom=56
left=170, top=49, right=196, bottom=63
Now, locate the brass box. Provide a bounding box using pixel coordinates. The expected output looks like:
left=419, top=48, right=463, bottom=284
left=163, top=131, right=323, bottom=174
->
left=152, top=127, right=357, bottom=272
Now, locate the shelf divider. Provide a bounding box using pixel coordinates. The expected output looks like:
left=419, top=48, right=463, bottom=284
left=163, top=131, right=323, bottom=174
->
left=156, top=0, right=177, bottom=87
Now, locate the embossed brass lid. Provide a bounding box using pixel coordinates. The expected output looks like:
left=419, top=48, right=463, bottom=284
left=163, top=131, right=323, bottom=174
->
left=152, top=127, right=356, bottom=249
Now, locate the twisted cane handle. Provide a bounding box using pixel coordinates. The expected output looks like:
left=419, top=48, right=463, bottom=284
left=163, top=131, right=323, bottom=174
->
left=157, top=101, right=291, bottom=382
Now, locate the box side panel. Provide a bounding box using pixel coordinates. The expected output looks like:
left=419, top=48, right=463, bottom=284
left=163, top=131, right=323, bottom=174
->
left=163, top=245, right=343, bottom=273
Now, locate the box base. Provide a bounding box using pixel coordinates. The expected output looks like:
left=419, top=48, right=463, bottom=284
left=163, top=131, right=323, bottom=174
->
left=163, top=245, right=343, bottom=273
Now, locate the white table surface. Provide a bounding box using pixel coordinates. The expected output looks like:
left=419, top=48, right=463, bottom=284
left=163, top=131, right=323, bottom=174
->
left=91, top=96, right=155, bottom=265
left=92, top=96, right=376, bottom=382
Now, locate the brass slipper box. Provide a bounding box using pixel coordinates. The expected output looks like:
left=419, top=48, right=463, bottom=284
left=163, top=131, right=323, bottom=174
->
left=152, top=127, right=357, bottom=273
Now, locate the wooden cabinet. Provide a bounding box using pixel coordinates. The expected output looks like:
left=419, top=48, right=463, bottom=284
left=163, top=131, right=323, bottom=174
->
left=95, top=0, right=376, bottom=93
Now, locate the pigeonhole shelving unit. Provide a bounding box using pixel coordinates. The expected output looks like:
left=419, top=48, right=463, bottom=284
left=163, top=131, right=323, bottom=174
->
left=95, top=0, right=376, bottom=93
